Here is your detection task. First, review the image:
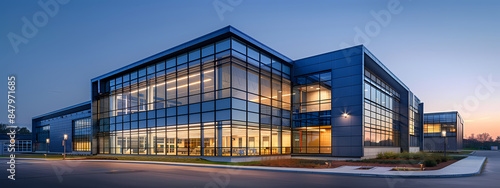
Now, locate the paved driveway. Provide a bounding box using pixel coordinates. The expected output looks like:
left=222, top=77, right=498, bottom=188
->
left=1, top=151, right=499, bottom=188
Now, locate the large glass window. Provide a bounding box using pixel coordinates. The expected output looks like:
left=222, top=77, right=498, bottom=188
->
left=424, top=113, right=458, bottom=137
left=363, top=69, right=400, bottom=147
left=292, top=72, right=332, bottom=154
left=73, top=117, right=91, bottom=151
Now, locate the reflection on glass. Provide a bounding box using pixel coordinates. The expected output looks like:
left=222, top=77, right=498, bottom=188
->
left=95, top=37, right=292, bottom=156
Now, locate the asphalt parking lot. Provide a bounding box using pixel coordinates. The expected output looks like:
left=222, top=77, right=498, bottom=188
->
left=1, top=151, right=499, bottom=188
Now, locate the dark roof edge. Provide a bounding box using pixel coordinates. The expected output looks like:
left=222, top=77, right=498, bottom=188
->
left=293, top=45, right=364, bottom=62
left=228, top=26, right=293, bottom=63
left=91, top=26, right=293, bottom=82
left=32, top=101, right=91, bottom=120
left=363, top=46, right=409, bottom=91
left=424, top=111, right=459, bottom=115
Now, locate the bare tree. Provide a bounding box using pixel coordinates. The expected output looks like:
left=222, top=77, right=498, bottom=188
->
left=476, top=133, right=492, bottom=142
left=468, top=133, right=475, bottom=140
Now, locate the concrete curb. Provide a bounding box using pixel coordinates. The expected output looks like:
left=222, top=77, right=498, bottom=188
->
left=2, top=156, right=486, bottom=178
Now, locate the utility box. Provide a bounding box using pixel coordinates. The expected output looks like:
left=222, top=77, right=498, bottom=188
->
left=492, top=146, right=499, bottom=151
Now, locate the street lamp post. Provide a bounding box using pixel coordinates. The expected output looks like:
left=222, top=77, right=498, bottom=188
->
left=441, top=130, right=447, bottom=158
left=46, top=138, right=50, bottom=158
left=63, top=134, right=68, bottom=160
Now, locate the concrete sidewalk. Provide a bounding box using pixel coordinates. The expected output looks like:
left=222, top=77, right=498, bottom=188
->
left=10, top=156, right=486, bottom=178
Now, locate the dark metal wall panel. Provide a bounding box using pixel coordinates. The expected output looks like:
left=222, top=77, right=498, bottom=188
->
left=294, top=46, right=364, bottom=157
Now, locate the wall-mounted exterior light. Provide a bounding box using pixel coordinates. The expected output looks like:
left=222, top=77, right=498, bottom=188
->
left=343, top=113, right=349, bottom=118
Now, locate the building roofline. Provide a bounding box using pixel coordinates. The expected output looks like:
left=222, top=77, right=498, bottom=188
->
left=424, top=111, right=459, bottom=115
left=293, top=44, right=364, bottom=62
left=228, top=26, right=293, bottom=63
left=91, top=25, right=293, bottom=82
left=32, top=101, right=91, bottom=120
left=292, top=44, right=411, bottom=92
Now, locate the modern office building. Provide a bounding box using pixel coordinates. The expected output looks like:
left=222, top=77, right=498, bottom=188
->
left=0, top=134, right=32, bottom=156
left=33, top=26, right=423, bottom=158
left=32, top=101, right=92, bottom=154
left=423, top=111, right=464, bottom=151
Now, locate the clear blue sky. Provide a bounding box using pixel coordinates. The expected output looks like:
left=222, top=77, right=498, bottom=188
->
left=1, top=0, right=499, bottom=138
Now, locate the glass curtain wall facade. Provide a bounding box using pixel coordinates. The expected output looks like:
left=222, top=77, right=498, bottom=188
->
left=73, top=117, right=92, bottom=151
left=423, top=112, right=463, bottom=151
left=424, top=113, right=461, bottom=137
left=94, top=37, right=292, bottom=156
left=11, top=140, right=32, bottom=152
left=363, top=69, right=401, bottom=147
left=409, top=96, right=422, bottom=147
left=291, top=72, right=332, bottom=154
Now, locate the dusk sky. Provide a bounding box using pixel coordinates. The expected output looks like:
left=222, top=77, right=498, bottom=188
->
left=1, top=0, right=499, bottom=138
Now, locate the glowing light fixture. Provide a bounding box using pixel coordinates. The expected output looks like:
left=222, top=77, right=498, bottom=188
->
left=343, top=113, right=349, bottom=118
left=130, top=70, right=214, bottom=94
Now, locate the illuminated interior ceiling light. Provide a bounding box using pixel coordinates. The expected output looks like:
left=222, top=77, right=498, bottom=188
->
left=254, top=93, right=292, bottom=102
left=165, top=79, right=212, bottom=91
left=316, top=88, right=320, bottom=90
left=129, top=70, right=214, bottom=93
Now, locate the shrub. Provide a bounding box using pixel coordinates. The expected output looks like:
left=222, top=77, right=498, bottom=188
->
left=400, top=152, right=410, bottom=160
left=376, top=152, right=385, bottom=159
left=436, top=158, right=442, bottom=164
left=429, top=153, right=450, bottom=164
left=377, top=151, right=399, bottom=159
left=424, top=159, right=437, bottom=167
left=440, top=155, right=451, bottom=162
left=412, top=152, right=426, bottom=160
left=384, top=152, right=398, bottom=159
